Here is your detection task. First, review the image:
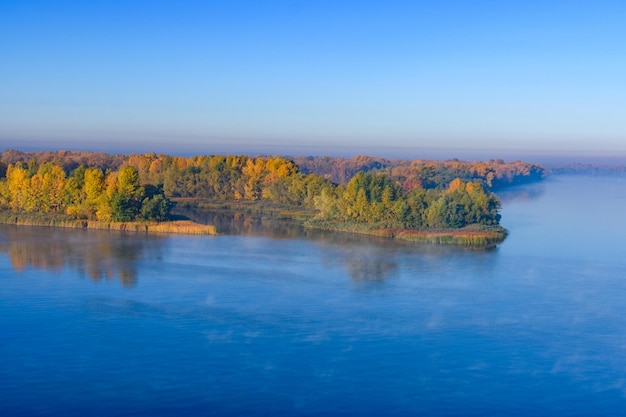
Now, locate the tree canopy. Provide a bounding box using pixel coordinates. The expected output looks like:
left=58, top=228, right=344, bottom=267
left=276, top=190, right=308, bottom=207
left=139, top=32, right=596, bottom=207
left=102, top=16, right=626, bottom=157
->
left=0, top=162, right=172, bottom=222
left=0, top=150, right=523, bottom=231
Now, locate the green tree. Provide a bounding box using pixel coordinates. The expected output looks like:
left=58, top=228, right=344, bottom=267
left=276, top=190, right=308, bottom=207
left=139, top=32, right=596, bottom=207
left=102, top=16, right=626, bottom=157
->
left=313, top=186, right=340, bottom=219
left=140, top=184, right=172, bottom=221
left=141, top=194, right=172, bottom=221
left=108, top=165, right=144, bottom=221
left=64, top=165, right=87, bottom=217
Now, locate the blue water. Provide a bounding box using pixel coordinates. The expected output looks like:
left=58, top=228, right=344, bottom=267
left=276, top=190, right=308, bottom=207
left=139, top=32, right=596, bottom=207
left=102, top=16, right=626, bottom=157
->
left=1, top=175, right=626, bottom=416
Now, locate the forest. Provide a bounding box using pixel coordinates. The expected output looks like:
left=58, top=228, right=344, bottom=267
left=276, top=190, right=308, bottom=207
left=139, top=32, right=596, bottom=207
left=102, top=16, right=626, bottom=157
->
left=0, top=150, right=544, bottom=241
left=0, top=161, right=171, bottom=222
left=292, top=155, right=545, bottom=190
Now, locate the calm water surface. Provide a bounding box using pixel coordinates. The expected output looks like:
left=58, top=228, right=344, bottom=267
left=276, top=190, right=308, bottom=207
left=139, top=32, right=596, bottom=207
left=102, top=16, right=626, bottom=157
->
left=1, top=175, right=626, bottom=416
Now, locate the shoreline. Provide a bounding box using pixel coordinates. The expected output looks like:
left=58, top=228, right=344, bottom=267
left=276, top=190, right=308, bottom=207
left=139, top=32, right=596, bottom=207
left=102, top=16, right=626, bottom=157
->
left=304, top=220, right=508, bottom=247
left=176, top=200, right=508, bottom=248
left=0, top=209, right=506, bottom=247
left=0, top=211, right=218, bottom=235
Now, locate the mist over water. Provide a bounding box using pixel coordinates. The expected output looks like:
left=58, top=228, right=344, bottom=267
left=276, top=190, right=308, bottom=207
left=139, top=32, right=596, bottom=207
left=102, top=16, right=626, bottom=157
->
left=1, top=175, right=626, bottom=416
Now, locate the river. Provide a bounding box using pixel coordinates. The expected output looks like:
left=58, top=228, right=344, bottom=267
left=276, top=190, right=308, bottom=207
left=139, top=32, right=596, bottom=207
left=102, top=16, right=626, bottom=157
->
left=1, top=175, right=626, bottom=416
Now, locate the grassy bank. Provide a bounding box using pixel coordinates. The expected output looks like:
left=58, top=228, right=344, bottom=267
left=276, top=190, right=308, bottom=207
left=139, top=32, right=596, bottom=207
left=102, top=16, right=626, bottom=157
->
left=0, top=204, right=505, bottom=246
left=305, top=220, right=507, bottom=247
left=174, top=200, right=507, bottom=247
left=0, top=211, right=217, bottom=235
left=392, top=226, right=507, bottom=247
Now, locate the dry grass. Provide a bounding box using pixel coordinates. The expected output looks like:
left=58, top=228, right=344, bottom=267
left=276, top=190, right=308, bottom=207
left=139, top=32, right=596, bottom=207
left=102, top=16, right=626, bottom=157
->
left=305, top=219, right=507, bottom=247
left=393, top=228, right=507, bottom=246
left=0, top=211, right=217, bottom=236
left=141, top=220, right=217, bottom=235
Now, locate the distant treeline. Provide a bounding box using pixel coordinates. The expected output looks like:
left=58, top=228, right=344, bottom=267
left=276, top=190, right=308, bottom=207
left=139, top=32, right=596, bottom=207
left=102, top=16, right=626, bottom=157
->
left=0, top=150, right=544, bottom=231
left=1, top=150, right=546, bottom=191
left=293, top=155, right=546, bottom=190
left=549, top=163, right=626, bottom=176
left=0, top=149, right=126, bottom=172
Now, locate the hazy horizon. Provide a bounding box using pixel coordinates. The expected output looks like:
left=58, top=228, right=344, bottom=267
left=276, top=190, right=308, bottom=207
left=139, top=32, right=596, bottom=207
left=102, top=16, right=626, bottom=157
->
left=3, top=138, right=625, bottom=166
left=2, top=1, right=625, bottom=163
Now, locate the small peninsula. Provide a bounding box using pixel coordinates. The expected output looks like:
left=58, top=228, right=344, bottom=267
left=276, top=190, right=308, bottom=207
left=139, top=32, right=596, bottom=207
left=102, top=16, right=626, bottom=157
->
left=0, top=150, right=545, bottom=246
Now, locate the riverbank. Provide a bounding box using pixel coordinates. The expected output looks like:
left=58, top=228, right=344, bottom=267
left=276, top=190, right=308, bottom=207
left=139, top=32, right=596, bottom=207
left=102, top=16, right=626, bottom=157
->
left=0, top=209, right=505, bottom=247
left=0, top=211, right=218, bottom=235
left=175, top=200, right=507, bottom=247
left=304, top=219, right=508, bottom=247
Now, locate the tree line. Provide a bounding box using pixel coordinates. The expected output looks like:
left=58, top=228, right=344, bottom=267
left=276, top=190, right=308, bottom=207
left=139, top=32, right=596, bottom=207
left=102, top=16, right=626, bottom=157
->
left=293, top=155, right=545, bottom=190
left=0, top=151, right=513, bottom=229
left=312, top=173, right=501, bottom=229
left=0, top=162, right=171, bottom=222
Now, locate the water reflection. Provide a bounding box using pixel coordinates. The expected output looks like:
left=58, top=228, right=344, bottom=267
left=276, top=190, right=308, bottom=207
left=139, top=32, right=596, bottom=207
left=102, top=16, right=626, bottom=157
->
left=178, top=207, right=498, bottom=282
left=0, top=225, right=165, bottom=287
left=496, top=181, right=546, bottom=203
left=175, top=207, right=306, bottom=239
left=308, top=234, right=403, bottom=282
left=318, top=232, right=501, bottom=283
left=0, top=215, right=495, bottom=288
left=178, top=207, right=402, bottom=282
left=345, top=254, right=398, bottom=282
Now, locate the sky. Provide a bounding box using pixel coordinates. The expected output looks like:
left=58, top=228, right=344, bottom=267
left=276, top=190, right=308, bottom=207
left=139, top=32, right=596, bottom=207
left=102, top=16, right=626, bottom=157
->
left=1, top=0, right=625, bottom=161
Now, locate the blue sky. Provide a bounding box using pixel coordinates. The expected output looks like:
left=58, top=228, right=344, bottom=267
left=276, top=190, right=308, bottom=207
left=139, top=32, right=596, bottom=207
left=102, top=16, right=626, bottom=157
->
left=1, top=0, right=625, bottom=160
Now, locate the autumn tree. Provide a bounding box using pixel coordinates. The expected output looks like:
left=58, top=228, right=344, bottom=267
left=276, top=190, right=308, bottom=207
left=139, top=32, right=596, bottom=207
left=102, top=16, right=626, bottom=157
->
left=105, top=165, right=144, bottom=221
left=6, top=164, right=30, bottom=212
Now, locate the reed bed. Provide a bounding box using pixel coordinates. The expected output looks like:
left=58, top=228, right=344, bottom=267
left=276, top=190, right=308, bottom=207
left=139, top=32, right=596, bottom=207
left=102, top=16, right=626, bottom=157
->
left=394, top=228, right=507, bottom=246
left=0, top=211, right=217, bottom=236
left=305, top=219, right=507, bottom=247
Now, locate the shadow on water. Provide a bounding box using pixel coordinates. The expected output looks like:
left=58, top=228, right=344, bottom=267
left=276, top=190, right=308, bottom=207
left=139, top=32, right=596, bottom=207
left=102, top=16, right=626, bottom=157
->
left=0, top=224, right=165, bottom=287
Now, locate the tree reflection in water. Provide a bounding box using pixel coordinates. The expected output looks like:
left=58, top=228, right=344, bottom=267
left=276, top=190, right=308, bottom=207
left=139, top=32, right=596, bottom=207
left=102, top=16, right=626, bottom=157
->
left=180, top=207, right=403, bottom=282
left=0, top=225, right=164, bottom=287
left=178, top=207, right=485, bottom=283
left=312, top=233, right=406, bottom=282
left=175, top=206, right=308, bottom=239
left=345, top=255, right=398, bottom=282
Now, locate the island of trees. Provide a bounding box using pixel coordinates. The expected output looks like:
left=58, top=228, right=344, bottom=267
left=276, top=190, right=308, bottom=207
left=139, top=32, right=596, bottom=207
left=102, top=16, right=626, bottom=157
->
left=0, top=150, right=546, bottom=246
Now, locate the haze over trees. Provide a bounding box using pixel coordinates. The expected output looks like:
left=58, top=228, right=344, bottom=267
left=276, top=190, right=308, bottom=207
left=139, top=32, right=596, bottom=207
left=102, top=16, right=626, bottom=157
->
left=293, top=155, right=545, bottom=190
left=0, top=150, right=543, bottom=231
